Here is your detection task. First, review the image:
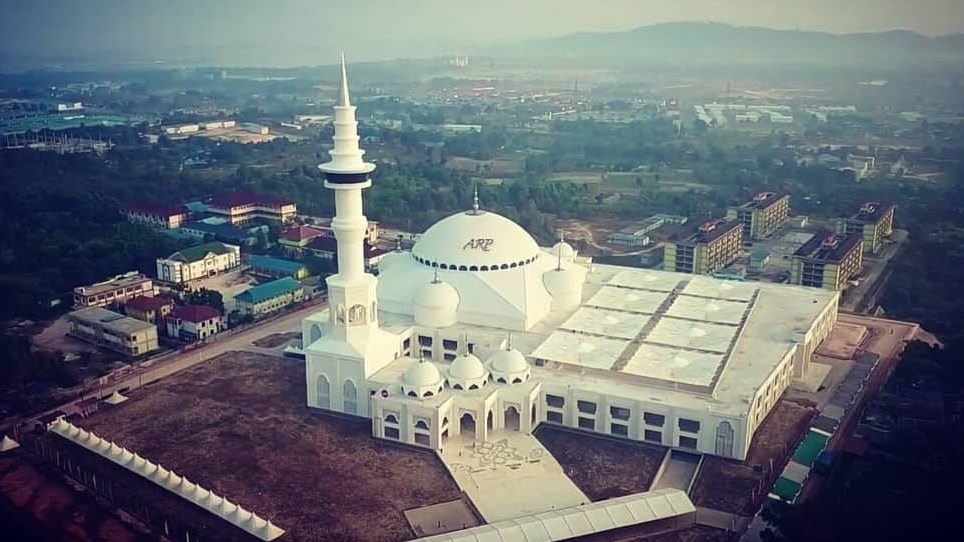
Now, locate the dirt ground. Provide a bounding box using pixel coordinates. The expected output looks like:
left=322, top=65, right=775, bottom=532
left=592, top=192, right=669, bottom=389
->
left=0, top=451, right=153, bottom=542
left=691, top=400, right=815, bottom=515
left=534, top=426, right=666, bottom=501
left=31, top=315, right=99, bottom=355
left=76, top=351, right=462, bottom=542
left=252, top=332, right=300, bottom=348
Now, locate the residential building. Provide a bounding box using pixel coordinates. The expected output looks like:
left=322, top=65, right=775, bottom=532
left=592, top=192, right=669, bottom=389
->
left=124, top=295, right=174, bottom=324
left=73, top=272, right=155, bottom=309
left=156, top=242, right=241, bottom=284
left=247, top=254, right=310, bottom=279
left=307, top=236, right=388, bottom=270
left=790, top=232, right=864, bottom=291
left=278, top=225, right=328, bottom=256
left=67, top=307, right=159, bottom=356
left=166, top=305, right=224, bottom=341
left=836, top=202, right=896, bottom=254
left=608, top=215, right=687, bottom=247
left=123, top=202, right=189, bottom=229
left=726, top=192, right=790, bottom=241
left=662, top=219, right=743, bottom=275
left=206, top=190, right=297, bottom=225
left=180, top=220, right=270, bottom=247
left=235, top=277, right=305, bottom=319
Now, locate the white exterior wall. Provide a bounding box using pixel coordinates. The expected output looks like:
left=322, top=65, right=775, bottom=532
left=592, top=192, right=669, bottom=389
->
left=155, top=247, right=240, bottom=284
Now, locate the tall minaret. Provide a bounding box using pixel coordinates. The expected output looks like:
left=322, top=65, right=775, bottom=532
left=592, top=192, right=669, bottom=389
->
left=318, top=54, right=381, bottom=346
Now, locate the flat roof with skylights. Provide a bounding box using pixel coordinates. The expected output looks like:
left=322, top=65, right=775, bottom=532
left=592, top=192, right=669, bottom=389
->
left=559, top=306, right=651, bottom=340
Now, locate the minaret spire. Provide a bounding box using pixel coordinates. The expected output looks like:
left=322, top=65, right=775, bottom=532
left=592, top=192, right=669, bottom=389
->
left=338, top=52, right=351, bottom=107
left=470, top=183, right=480, bottom=214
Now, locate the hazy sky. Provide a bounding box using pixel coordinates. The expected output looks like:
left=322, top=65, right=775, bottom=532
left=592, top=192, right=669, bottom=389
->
left=3, top=0, right=964, bottom=65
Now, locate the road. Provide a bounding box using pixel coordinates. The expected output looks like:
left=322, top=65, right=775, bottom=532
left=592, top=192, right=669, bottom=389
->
left=4, top=299, right=327, bottom=436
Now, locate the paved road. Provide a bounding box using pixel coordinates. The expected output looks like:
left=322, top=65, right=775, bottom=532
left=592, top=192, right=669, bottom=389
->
left=5, top=299, right=327, bottom=435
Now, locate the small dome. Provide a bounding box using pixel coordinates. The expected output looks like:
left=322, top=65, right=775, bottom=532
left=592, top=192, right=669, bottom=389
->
left=489, top=348, right=529, bottom=376
left=404, top=361, right=443, bottom=387
left=449, top=352, right=486, bottom=381
left=543, top=266, right=583, bottom=296
left=413, top=277, right=459, bottom=328
left=551, top=241, right=576, bottom=261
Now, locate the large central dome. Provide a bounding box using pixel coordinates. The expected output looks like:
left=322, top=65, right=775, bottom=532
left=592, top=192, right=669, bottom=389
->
left=411, top=210, right=541, bottom=271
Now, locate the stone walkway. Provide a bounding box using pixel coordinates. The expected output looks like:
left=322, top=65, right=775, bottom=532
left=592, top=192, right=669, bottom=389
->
left=439, top=430, right=588, bottom=522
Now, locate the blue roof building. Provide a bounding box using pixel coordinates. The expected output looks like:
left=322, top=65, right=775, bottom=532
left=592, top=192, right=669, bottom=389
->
left=234, top=277, right=305, bottom=318
left=247, top=254, right=309, bottom=279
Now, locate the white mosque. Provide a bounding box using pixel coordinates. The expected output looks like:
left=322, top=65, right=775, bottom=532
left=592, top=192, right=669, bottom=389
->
left=301, top=58, right=839, bottom=461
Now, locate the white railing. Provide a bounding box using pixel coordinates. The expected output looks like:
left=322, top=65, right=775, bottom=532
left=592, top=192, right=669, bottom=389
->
left=47, top=419, right=284, bottom=541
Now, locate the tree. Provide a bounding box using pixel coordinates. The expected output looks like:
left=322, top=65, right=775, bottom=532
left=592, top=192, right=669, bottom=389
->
left=184, top=288, right=224, bottom=313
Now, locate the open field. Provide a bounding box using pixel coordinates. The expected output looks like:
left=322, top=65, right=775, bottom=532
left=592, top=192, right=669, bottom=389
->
left=76, top=351, right=462, bottom=542
left=534, top=426, right=665, bottom=501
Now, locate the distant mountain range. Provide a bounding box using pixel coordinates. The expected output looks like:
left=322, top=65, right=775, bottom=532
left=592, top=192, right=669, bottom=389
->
left=480, top=22, right=964, bottom=68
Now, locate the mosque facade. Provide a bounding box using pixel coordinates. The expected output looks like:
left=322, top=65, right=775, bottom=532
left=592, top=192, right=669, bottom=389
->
left=302, top=58, right=839, bottom=461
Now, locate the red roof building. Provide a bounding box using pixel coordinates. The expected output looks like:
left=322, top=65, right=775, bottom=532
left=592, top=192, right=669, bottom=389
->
left=123, top=201, right=189, bottom=229
left=206, top=190, right=297, bottom=225
left=125, top=295, right=174, bottom=324
left=167, top=304, right=224, bottom=341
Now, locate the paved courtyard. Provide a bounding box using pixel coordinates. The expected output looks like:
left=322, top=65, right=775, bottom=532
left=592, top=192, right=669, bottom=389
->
left=439, top=430, right=589, bottom=522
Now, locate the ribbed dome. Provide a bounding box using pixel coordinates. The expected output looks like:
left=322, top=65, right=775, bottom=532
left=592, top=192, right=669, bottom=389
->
left=404, top=361, right=442, bottom=387
left=489, top=348, right=529, bottom=375
left=411, top=210, right=540, bottom=270
left=448, top=353, right=486, bottom=381
left=551, top=241, right=576, bottom=261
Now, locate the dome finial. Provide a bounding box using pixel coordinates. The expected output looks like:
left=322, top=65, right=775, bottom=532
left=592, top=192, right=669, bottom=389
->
left=395, top=234, right=403, bottom=251
left=338, top=52, right=351, bottom=107
left=506, top=332, right=512, bottom=351
left=432, top=268, right=440, bottom=284
left=472, top=182, right=480, bottom=213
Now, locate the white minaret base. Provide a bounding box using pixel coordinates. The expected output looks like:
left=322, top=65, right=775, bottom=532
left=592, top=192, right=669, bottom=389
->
left=303, top=54, right=399, bottom=418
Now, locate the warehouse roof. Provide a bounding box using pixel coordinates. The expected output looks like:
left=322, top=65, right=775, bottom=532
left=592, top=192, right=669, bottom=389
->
left=165, top=242, right=237, bottom=263
left=235, top=277, right=303, bottom=304
left=247, top=255, right=306, bottom=274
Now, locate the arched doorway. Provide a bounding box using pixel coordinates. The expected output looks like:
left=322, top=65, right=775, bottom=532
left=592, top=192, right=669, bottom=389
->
left=316, top=374, right=330, bottom=408
left=715, top=421, right=734, bottom=457
left=460, top=412, right=476, bottom=442
left=309, top=324, right=322, bottom=344
left=505, top=405, right=521, bottom=431
left=486, top=410, right=494, bottom=430
left=343, top=380, right=357, bottom=414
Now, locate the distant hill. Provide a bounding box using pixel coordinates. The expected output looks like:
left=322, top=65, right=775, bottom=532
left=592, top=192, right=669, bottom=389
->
left=479, top=22, right=964, bottom=68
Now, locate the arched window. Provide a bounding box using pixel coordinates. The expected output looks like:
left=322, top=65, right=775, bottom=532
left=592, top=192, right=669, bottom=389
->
left=458, top=265, right=468, bottom=271
left=441, top=264, right=449, bottom=270
left=432, top=262, right=438, bottom=268
left=480, top=265, right=489, bottom=271
left=715, top=421, right=735, bottom=456
left=497, top=377, right=507, bottom=384
left=343, top=380, right=358, bottom=414
left=384, top=414, right=399, bottom=424
left=424, top=390, right=434, bottom=398
left=442, top=417, right=449, bottom=427
left=512, top=377, right=523, bottom=384
left=453, top=383, right=463, bottom=390
left=468, top=384, right=479, bottom=390
left=500, top=264, right=508, bottom=270
left=415, top=419, right=430, bottom=430
left=469, top=266, right=478, bottom=271
left=408, top=390, right=418, bottom=397
left=510, top=262, right=518, bottom=268
left=315, top=374, right=330, bottom=408
left=309, top=324, right=322, bottom=344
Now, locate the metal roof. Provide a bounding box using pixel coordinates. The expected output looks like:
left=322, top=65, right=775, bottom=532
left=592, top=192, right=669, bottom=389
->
left=234, top=277, right=303, bottom=304
left=414, top=488, right=694, bottom=542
